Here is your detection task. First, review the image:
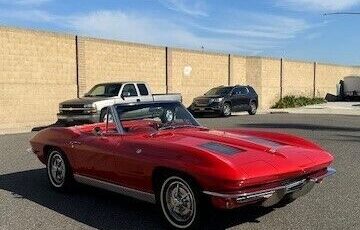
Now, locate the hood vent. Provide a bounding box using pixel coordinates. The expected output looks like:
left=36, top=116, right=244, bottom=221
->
left=200, top=142, right=242, bottom=155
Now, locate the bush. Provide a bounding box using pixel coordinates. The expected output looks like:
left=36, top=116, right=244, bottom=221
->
left=271, top=96, right=326, bottom=109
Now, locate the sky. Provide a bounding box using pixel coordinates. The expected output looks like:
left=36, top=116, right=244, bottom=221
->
left=0, top=0, right=360, bottom=65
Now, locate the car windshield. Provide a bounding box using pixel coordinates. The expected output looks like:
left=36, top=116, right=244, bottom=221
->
left=115, top=102, right=200, bottom=132
left=205, top=87, right=232, bottom=96
left=85, top=83, right=122, bottom=97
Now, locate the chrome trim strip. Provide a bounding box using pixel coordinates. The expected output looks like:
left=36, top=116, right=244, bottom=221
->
left=73, top=174, right=156, bottom=204
left=203, top=167, right=336, bottom=202
left=60, top=108, right=88, bottom=111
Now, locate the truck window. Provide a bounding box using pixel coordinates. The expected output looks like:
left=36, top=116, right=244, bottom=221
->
left=86, top=84, right=122, bottom=97
left=137, top=84, right=149, bottom=96
left=122, top=84, right=138, bottom=97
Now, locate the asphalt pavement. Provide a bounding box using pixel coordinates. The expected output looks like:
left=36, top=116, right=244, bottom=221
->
left=1, top=114, right=359, bottom=230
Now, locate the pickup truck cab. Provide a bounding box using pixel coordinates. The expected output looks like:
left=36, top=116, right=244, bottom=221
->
left=58, top=81, right=181, bottom=123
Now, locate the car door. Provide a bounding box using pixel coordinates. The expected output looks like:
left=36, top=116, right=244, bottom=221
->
left=115, top=83, right=141, bottom=103
left=69, top=133, right=122, bottom=181
left=238, top=87, right=251, bottom=110
left=230, top=87, right=250, bottom=111
left=230, top=87, right=242, bottom=111
left=136, top=83, right=153, bottom=102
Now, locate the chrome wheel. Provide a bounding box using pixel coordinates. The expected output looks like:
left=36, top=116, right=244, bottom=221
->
left=160, top=176, right=197, bottom=229
left=47, top=151, right=66, bottom=188
left=223, top=103, right=231, bottom=116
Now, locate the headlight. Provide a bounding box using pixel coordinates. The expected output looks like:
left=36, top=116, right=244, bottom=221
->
left=84, top=104, right=94, bottom=108
left=59, top=104, right=63, bottom=109
left=84, top=104, right=97, bottom=113
left=211, top=98, right=223, bottom=103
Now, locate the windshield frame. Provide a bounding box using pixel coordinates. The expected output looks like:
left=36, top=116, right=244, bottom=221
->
left=107, top=101, right=201, bottom=135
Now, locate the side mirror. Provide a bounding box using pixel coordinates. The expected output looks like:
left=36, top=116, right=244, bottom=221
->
left=121, top=91, right=131, bottom=100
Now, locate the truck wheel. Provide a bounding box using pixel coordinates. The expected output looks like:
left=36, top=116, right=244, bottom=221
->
left=159, top=175, right=202, bottom=229
left=222, top=103, right=231, bottom=117
left=248, top=101, right=257, bottom=115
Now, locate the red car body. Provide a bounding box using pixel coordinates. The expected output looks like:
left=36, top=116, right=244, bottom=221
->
left=30, top=116, right=335, bottom=209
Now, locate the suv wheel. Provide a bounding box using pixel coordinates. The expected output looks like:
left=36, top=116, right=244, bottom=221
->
left=248, top=101, right=257, bottom=115
left=222, top=103, right=231, bottom=117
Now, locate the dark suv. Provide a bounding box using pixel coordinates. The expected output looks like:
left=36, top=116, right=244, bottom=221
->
left=189, top=85, right=258, bottom=117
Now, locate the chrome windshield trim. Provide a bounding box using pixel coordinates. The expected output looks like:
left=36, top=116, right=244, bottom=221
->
left=73, top=174, right=155, bottom=203
left=203, top=167, right=336, bottom=201
left=107, top=105, right=124, bottom=134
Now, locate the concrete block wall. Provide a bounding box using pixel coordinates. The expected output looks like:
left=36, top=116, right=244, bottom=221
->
left=168, top=49, right=228, bottom=106
left=0, top=27, right=77, bottom=133
left=260, top=58, right=281, bottom=109
left=282, top=60, right=314, bottom=97
left=1, top=26, right=360, bottom=133
left=77, top=37, right=166, bottom=96
left=315, top=64, right=360, bottom=97
left=230, top=55, right=247, bottom=86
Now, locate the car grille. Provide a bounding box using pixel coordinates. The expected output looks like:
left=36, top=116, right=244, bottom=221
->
left=62, top=104, right=84, bottom=109
left=195, top=98, right=210, bottom=106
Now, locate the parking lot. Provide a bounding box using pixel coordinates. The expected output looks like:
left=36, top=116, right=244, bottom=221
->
left=1, top=114, right=359, bottom=230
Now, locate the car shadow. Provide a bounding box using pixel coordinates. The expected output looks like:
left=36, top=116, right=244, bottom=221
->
left=0, top=169, right=276, bottom=230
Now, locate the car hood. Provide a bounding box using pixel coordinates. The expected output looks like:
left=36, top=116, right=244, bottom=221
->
left=150, top=128, right=334, bottom=185
left=60, top=97, right=111, bottom=105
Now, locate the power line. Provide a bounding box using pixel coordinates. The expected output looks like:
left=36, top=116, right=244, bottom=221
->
left=323, top=12, right=360, bottom=16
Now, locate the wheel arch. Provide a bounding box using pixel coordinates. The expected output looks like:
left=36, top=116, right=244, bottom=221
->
left=43, top=145, right=71, bottom=166
left=152, top=166, right=203, bottom=194
left=250, top=99, right=258, bottom=106
left=223, top=100, right=232, bottom=106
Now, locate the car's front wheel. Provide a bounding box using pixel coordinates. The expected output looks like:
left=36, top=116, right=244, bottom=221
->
left=159, top=175, right=202, bottom=229
left=47, top=149, right=73, bottom=191
left=222, top=103, right=231, bottom=117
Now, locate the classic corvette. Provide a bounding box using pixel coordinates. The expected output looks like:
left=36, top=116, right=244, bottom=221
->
left=29, top=101, right=335, bottom=229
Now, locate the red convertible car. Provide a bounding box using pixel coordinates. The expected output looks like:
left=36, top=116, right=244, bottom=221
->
left=29, top=101, right=335, bottom=229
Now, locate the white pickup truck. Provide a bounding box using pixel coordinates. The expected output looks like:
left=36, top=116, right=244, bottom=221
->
left=58, top=81, right=182, bottom=123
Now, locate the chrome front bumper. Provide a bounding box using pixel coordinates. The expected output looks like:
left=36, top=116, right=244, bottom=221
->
left=204, top=167, right=336, bottom=208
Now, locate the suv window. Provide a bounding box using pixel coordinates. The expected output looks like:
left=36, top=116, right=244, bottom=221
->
left=122, top=84, right=138, bottom=97
left=137, top=84, right=149, bottom=96
left=232, top=87, right=249, bottom=95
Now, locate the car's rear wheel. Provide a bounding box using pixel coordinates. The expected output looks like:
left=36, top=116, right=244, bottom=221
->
left=248, top=101, right=257, bottom=115
left=222, top=103, right=231, bottom=117
left=159, top=175, right=202, bottom=229
left=47, top=149, right=73, bottom=191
